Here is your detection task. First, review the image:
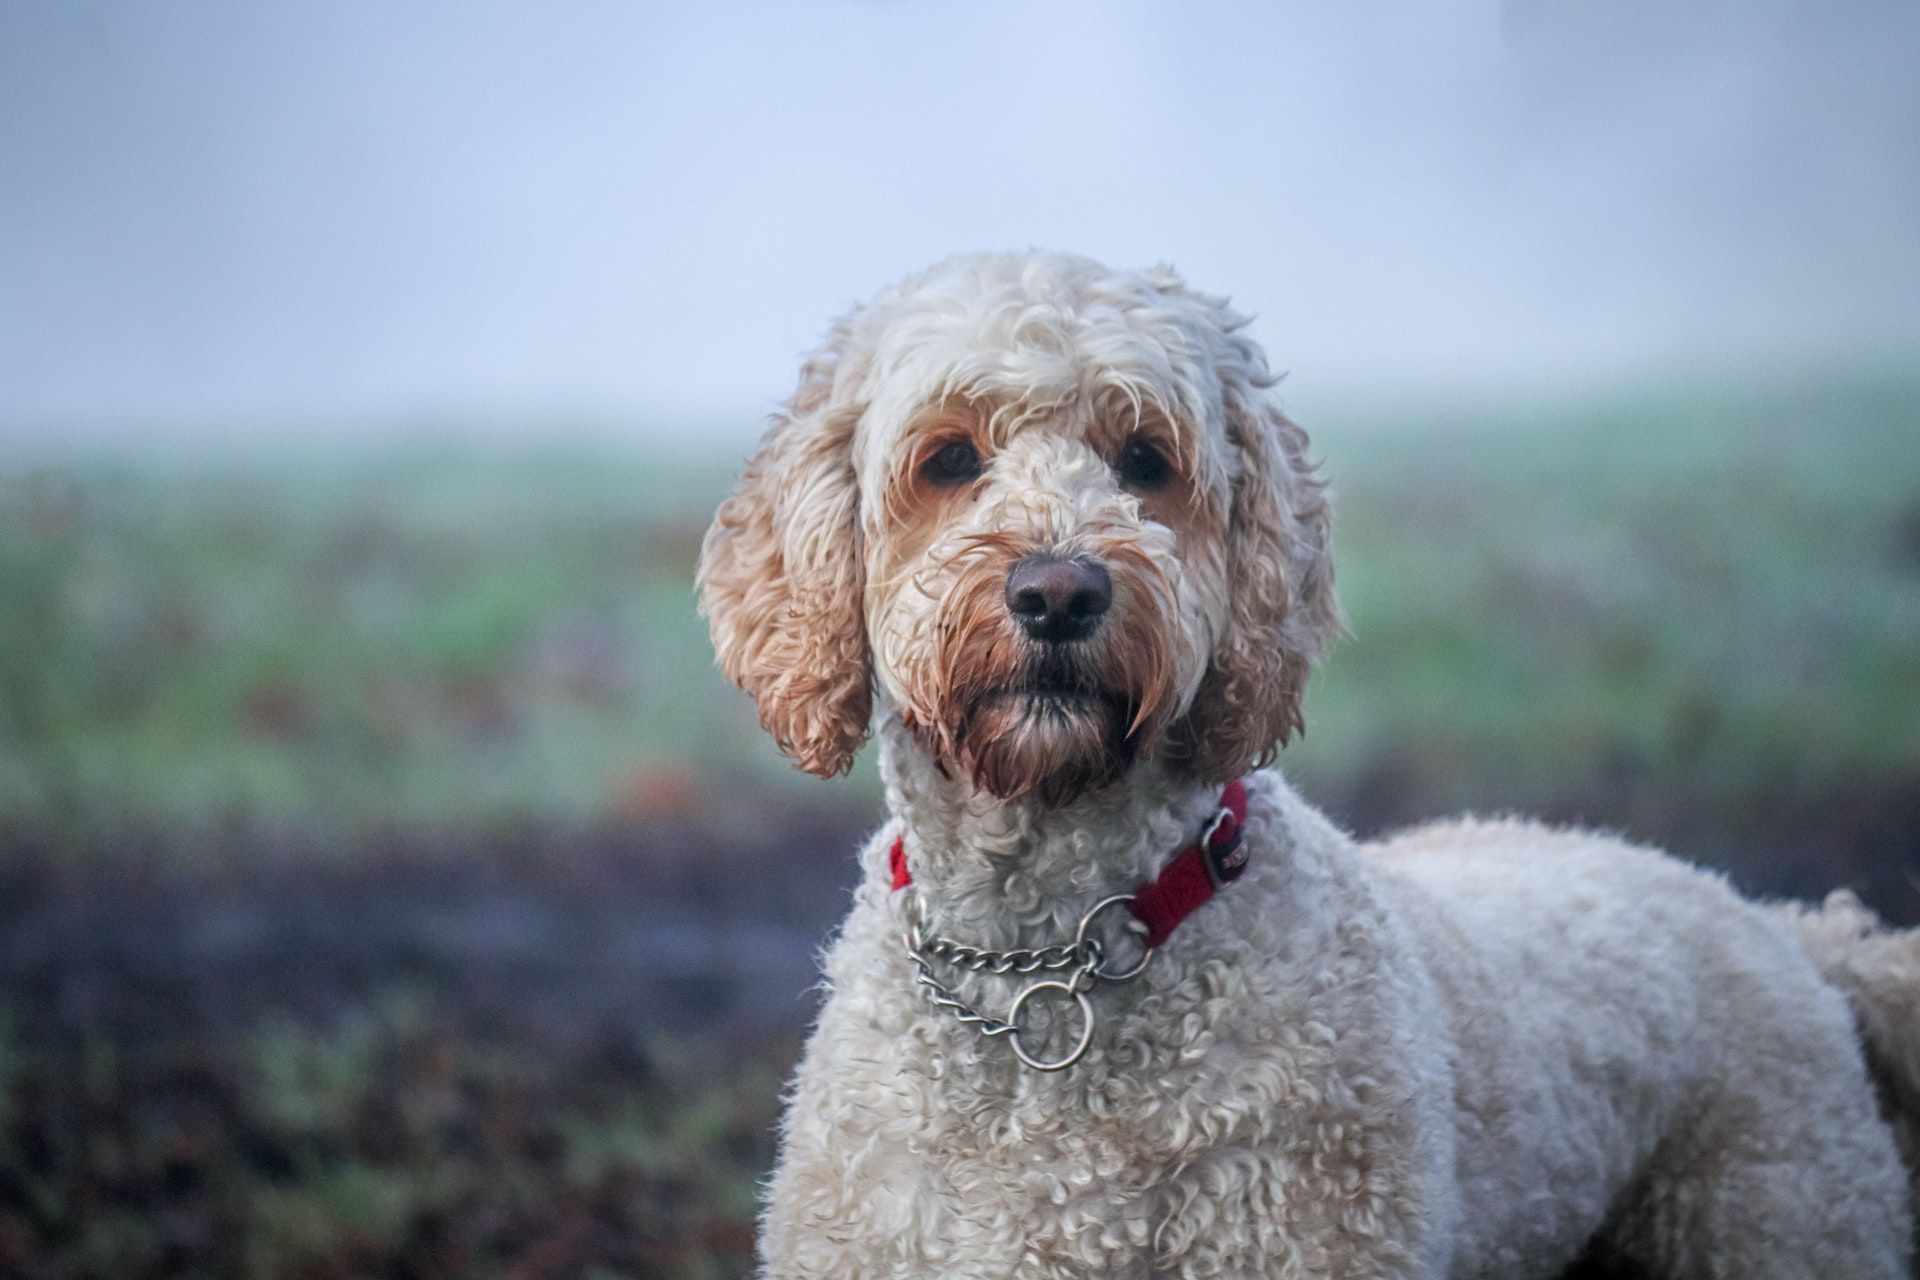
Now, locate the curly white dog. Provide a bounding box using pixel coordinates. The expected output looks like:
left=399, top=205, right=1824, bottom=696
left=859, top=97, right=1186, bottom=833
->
left=697, top=252, right=1920, bottom=1279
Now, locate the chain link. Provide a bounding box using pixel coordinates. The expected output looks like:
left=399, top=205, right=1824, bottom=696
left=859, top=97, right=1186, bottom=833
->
left=917, top=934, right=1082, bottom=975
left=901, top=890, right=1154, bottom=1071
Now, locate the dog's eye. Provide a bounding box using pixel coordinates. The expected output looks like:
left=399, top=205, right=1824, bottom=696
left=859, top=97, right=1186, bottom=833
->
left=921, top=439, right=983, bottom=487
left=1115, top=439, right=1173, bottom=491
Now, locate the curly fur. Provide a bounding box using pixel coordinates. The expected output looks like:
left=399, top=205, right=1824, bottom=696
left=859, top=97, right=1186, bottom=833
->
left=698, top=322, right=871, bottom=776
left=1773, top=890, right=1920, bottom=1214
left=698, top=251, right=1919, bottom=1278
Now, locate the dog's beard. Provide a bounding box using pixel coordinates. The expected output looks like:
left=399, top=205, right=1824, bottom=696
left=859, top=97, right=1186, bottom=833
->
left=902, top=543, right=1179, bottom=807
left=957, top=651, right=1141, bottom=806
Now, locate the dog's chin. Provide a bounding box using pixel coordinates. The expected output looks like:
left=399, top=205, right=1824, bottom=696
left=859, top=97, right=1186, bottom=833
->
left=955, top=686, right=1139, bottom=807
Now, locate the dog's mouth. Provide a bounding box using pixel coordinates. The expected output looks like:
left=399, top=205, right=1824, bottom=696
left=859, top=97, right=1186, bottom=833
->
left=973, top=654, right=1131, bottom=720
left=952, top=663, right=1139, bottom=804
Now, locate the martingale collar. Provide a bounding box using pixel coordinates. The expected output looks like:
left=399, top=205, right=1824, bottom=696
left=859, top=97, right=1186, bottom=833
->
left=889, top=777, right=1250, bottom=947
left=889, top=778, right=1252, bottom=1071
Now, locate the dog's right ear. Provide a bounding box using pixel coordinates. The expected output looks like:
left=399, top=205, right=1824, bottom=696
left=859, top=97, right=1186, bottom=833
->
left=696, top=325, right=871, bottom=777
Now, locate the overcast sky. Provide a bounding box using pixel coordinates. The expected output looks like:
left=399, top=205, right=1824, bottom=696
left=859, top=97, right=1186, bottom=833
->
left=3, top=0, right=1917, bottom=445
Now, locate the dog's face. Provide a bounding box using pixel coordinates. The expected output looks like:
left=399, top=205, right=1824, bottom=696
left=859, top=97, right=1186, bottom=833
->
left=698, top=253, right=1339, bottom=805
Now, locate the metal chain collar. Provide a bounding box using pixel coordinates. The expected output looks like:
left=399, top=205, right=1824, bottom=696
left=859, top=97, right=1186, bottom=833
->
left=901, top=890, right=1156, bottom=1071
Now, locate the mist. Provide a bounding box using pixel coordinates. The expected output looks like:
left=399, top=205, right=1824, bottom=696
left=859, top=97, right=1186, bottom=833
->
left=3, top=0, right=1916, bottom=447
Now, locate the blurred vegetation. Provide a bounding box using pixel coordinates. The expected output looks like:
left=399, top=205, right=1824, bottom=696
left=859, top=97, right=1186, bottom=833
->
left=0, top=444, right=751, bottom=839
left=0, top=366, right=1916, bottom=1277
left=1294, top=368, right=1920, bottom=836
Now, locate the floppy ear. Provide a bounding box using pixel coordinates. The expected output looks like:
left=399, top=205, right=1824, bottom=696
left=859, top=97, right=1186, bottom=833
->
left=1171, top=390, right=1341, bottom=781
left=696, top=329, right=871, bottom=777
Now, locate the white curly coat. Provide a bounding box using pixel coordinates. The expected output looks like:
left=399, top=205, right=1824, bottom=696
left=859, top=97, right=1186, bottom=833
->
left=697, top=252, right=1920, bottom=1279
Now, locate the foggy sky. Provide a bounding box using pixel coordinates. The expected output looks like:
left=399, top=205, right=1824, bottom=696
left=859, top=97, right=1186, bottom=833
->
left=3, top=0, right=1917, bottom=445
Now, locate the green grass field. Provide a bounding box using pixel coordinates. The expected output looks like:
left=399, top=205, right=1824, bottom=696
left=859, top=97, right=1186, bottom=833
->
left=1297, top=369, right=1920, bottom=822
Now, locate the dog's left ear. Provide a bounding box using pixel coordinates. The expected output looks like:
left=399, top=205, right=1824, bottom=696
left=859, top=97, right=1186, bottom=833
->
left=1170, top=388, right=1341, bottom=781
left=697, top=326, right=872, bottom=777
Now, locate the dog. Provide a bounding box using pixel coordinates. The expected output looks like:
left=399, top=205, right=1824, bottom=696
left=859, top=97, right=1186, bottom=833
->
left=696, top=251, right=1920, bottom=1278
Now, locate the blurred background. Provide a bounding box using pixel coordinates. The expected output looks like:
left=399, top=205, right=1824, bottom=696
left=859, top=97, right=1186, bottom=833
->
left=2, top=2, right=1916, bottom=1276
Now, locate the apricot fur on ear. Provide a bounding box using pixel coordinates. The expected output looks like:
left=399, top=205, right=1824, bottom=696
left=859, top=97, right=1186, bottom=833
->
left=696, top=332, right=872, bottom=777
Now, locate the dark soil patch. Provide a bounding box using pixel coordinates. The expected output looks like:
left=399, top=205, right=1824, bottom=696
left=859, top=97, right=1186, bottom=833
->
left=0, top=803, right=871, bottom=1048
left=0, top=1009, right=793, bottom=1280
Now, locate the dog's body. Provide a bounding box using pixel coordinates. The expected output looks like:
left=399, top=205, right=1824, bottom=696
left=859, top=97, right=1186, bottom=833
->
left=764, top=742, right=1910, bottom=1278
left=699, top=252, right=1920, bottom=1278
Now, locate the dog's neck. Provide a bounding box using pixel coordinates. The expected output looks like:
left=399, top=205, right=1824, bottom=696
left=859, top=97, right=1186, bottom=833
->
left=875, top=716, right=1252, bottom=948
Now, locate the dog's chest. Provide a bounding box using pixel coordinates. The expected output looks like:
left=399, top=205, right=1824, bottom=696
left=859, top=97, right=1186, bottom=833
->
left=770, top=901, right=1428, bottom=1278
left=809, top=1022, right=1280, bottom=1278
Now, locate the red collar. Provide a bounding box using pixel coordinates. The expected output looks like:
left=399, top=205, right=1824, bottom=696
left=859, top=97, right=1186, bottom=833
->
left=888, top=778, right=1250, bottom=948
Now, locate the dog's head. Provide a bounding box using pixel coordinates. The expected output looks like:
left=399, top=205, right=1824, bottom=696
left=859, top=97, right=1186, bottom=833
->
left=698, top=253, right=1339, bottom=805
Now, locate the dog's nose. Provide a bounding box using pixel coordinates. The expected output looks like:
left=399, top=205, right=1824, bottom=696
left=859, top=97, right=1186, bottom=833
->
left=1005, top=555, right=1112, bottom=643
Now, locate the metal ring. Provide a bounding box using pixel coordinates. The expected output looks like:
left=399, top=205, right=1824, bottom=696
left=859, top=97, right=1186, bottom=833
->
left=1074, top=894, right=1156, bottom=983
left=1007, top=981, right=1095, bottom=1072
